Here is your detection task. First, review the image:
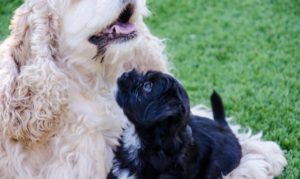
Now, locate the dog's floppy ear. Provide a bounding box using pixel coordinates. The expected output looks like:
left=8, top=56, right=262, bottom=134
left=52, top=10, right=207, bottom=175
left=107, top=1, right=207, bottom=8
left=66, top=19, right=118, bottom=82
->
left=143, top=99, right=184, bottom=124
left=175, top=82, right=190, bottom=115
left=0, top=1, right=68, bottom=146
left=143, top=83, right=190, bottom=125
left=9, top=1, right=59, bottom=68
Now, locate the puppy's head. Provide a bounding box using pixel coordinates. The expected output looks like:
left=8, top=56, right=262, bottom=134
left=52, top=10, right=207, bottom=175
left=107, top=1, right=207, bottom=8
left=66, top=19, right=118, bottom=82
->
left=116, top=70, right=190, bottom=129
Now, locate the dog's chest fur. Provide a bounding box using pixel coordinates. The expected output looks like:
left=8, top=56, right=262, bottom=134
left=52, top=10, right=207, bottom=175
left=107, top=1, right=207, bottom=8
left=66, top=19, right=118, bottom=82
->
left=43, top=76, right=128, bottom=177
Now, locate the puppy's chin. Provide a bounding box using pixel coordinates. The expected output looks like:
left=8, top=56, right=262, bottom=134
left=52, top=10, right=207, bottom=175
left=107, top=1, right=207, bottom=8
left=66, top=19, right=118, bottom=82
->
left=115, top=90, right=126, bottom=109
left=115, top=83, right=129, bottom=109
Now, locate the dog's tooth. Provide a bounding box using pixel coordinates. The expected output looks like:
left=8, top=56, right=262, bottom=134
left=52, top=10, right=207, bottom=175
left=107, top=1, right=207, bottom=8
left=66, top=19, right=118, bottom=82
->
left=112, top=25, right=121, bottom=34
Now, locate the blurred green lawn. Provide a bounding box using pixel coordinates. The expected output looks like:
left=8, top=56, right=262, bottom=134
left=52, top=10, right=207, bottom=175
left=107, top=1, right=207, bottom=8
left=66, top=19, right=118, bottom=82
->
left=1, top=0, right=299, bottom=178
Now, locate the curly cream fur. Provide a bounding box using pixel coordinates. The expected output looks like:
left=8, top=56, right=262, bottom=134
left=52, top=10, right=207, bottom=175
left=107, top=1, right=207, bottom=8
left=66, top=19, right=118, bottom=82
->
left=0, top=0, right=67, bottom=145
left=0, top=0, right=286, bottom=178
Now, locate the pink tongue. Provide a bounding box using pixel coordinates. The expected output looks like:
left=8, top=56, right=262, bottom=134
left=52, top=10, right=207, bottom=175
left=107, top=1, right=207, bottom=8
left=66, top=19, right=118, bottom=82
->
left=105, top=22, right=136, bottom=34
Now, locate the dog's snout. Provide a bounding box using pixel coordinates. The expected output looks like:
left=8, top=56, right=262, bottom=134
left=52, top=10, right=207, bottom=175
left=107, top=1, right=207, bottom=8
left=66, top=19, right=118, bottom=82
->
left=117, top=72, right=132, bottom=91
left=121, top=69, right=139, bottom=80
left=117, top=69, right=140, bottom=91
left=122, top=71, right=130, bottom=79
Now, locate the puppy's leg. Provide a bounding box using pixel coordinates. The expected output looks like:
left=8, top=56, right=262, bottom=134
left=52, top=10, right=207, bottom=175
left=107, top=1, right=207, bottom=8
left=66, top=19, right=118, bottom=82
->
left=107, top=170, right=117, bottom=179
left=203, top=163, right=222, bottom=179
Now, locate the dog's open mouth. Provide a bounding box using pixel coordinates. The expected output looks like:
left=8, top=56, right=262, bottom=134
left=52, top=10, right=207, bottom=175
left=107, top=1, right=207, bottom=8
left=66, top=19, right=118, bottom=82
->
left=88, top=4, right=137, bottom=47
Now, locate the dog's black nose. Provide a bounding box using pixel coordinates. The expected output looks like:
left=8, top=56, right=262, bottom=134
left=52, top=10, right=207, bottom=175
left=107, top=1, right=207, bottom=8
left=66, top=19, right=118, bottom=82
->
left=117, top=71, right=132, bottom=91
left=122, top=71, right=130, bottom=79
left=120, top=69, right=139, bottom=81
left=117, top=69, right=140, bottom=91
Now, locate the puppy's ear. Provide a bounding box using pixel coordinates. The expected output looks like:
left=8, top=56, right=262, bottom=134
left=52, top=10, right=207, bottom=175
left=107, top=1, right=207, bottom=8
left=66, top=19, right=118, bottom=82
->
left=143, top=84, right=190, bottom=125
left=143, top=99, right=185, bottom=124
left=143, top=91, right=190, bottom=122
left=175, top=83, right=190, bottom=115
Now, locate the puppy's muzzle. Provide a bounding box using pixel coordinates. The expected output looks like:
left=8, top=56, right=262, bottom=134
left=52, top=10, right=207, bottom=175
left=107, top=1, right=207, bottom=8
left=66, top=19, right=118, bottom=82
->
left=117, top=71, right=133, bottom=91
left=117, top=69, right=141, bottom=92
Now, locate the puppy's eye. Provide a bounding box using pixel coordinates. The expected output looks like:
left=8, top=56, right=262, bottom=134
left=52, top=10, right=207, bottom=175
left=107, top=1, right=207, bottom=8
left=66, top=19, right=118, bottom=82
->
left=143, top=82, right=153, bottom=93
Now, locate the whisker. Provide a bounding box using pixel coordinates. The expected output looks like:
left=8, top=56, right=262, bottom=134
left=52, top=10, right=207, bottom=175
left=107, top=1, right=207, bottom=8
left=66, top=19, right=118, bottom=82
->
left=92, top=46, right=106, bottom=63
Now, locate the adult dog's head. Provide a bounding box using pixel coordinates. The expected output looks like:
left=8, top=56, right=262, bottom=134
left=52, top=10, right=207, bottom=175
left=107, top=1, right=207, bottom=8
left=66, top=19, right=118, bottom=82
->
left=59, top=0, right=148, bottom=60
left=116, top=70, right=190, bottom=130
left=0, top=0, right=167, bottom=144
left=4, top=0, right=149, bottom=66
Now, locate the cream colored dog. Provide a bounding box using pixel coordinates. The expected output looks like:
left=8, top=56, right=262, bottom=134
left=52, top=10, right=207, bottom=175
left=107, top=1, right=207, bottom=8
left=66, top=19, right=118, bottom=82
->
left=0, top=0, right=286, bottom=178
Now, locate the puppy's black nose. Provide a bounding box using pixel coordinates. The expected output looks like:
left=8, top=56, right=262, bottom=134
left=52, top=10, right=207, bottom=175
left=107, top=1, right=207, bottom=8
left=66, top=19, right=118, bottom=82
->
left=117, top=71, right=131, bottom=91
left=122, top=71, right=130, bottom=79
left=120, top=69, right=139, bottom=81
left=117, top=69, right=140, bottom=91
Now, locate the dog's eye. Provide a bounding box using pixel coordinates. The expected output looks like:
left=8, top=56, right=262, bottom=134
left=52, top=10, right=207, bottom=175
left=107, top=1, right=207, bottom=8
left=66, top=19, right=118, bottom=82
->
left=142, top=82, right=153, bottom=93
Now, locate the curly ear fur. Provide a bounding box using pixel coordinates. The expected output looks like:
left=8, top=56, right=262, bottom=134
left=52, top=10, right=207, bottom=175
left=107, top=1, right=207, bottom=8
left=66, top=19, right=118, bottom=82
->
left=0, top=0, right=68, bottom=146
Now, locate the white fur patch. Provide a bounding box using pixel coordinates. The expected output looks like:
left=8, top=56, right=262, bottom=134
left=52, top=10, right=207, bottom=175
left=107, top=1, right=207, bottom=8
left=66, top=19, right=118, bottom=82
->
left=122, top=122, right=141, bottom=164
left=111, top=122, right=140, bottom=179
left=112, top=160, right=136, bottom=179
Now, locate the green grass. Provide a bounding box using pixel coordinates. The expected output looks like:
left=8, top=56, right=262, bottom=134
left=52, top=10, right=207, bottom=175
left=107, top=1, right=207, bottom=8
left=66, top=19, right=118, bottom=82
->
left=0, top=0, right=22, bottom=39
left=1, top=0, right=299, bottom=178
left=146, top=0, right=299, bottom=178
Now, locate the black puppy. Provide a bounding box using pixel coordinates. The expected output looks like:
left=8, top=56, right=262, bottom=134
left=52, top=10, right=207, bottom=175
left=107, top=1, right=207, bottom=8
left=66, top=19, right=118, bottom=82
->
left=108, top=70, right=241, bottom=179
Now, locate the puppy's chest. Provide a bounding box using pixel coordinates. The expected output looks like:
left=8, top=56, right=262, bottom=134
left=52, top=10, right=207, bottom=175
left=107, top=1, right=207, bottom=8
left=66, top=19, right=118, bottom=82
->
left=114, top=126, right=195, bottom=179
left=115, top=147, right=190, bottom=179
